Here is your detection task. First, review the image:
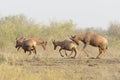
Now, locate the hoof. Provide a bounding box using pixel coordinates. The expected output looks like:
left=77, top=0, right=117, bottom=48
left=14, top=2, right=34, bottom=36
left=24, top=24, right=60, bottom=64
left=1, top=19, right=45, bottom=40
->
left=65, top=53, right=68, bottom=56
left=61, top=55, right=64, bottom=57
left=71, top=57, right=75, bottom=59
left=89, top=57, right=96, bottom=59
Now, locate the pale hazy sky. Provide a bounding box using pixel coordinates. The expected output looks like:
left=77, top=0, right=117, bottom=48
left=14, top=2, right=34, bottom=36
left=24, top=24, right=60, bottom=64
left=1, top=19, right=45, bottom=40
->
left=0, top=0, right=120, bottom=29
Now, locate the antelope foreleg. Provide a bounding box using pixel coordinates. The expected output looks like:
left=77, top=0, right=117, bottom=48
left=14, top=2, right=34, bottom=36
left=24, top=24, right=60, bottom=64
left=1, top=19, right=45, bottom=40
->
left=65, top=50, right=68, bottom=56
left=68, top=50, right=73, bottom=57
left=71, top=48, right=77, bottom=59
left=33, top=46, right=37, bottom=54
left=96, top=48, right=102, bottom=59
left=59, top=48, right=64, bottom=57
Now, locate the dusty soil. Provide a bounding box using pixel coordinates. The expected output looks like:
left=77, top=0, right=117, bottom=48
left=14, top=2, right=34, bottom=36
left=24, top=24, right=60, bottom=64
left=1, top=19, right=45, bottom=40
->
left=10, top=57, right=120, bottom=67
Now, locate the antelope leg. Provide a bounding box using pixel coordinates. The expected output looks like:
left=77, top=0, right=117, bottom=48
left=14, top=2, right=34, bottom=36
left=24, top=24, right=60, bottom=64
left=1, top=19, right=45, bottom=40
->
left=65, top=50, right=68, bottom=56
left=96, top=48, right=102, bottom=59
left=71, top=48, right=77, bottom=58
left=59, top=48, right=64, bottom=57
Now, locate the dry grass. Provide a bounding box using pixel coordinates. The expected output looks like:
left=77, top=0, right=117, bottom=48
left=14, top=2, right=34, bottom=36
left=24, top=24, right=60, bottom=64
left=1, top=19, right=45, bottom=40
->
left=0, top=45, right=120, bottom=80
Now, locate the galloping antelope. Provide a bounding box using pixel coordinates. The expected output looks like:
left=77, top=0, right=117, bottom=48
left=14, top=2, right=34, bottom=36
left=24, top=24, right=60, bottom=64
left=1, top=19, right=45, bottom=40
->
left=15, top=36, right=47, bottom=54
left=52, top=39, right=77, bottom=58
left=70, top=32, right=108, bottom=58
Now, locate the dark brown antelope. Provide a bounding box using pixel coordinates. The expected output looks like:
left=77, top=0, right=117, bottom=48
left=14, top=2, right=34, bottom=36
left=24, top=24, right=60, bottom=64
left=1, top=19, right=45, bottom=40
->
left=70, top=32, right=108, bottom=58
left=52, top=39, right=77, bottom=58
left=15, top=36, right=47, bottom=54
left=21, top=39, right=37, bottom=55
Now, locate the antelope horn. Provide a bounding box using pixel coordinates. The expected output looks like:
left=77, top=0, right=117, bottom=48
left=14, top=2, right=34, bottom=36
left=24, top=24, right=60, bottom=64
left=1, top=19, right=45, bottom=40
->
left=71, top=35, right=74, bottom=38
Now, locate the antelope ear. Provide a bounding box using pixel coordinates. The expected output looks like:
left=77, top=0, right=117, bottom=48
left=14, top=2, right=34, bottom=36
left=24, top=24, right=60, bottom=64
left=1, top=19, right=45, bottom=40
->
left=70, top=35, right=74, bottom=39
left=16, top=38, right=18, bottom=40
left=52, top=39, right=55, bottom=42
left=51, top=39, right=54, bottom=42
left=71, top=35, right=75, bottom=38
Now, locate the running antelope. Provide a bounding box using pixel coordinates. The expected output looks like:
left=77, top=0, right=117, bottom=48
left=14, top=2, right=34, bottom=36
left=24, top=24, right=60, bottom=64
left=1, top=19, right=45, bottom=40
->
left=52, top=39, right=77, bottom=58
left=70, top=32, right=108, bottom=58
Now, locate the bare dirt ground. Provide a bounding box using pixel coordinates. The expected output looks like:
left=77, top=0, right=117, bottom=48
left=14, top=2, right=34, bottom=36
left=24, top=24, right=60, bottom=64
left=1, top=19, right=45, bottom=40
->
left=10, top=58, right=120, bottom=66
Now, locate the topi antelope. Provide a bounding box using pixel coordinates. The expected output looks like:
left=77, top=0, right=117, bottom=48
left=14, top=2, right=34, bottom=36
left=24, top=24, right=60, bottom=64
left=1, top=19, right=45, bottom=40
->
left=52, top=39, right=77, bottom=58
left=70, top=32, right=108, bottom=58
left=15, top=36, right=47, bottom=54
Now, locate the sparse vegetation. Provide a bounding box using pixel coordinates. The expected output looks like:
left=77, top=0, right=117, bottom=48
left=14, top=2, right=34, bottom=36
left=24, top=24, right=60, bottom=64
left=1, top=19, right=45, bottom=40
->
left=0, top=15, right=120, bottom=80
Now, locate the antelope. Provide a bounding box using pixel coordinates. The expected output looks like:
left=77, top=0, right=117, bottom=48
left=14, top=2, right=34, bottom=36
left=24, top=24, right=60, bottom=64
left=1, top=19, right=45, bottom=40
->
left=70, top=32, right=108, bottom=58
left=15, top=36, right=47, bottom=54
left=52, top=39, right=77, bottom=58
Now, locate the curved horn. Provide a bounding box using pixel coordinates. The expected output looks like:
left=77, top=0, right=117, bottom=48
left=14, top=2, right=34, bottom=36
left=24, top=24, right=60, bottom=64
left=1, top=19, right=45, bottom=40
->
left=70, top=35, right=74, bottom=40
left=71, top=35, right=74, bottom=38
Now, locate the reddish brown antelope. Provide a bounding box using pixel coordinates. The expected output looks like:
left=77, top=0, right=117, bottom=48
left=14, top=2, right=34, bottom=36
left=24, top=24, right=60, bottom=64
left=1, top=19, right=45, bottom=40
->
left=15, top=36, right=47, bottom=54
left=70, top=32, right=108, bottom=58
left=52, top=39, right=77, bottom=58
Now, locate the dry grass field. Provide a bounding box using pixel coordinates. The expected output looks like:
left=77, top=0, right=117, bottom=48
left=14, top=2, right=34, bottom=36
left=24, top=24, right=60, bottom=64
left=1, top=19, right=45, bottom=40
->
left=0, top=44, right=120, bottom=80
